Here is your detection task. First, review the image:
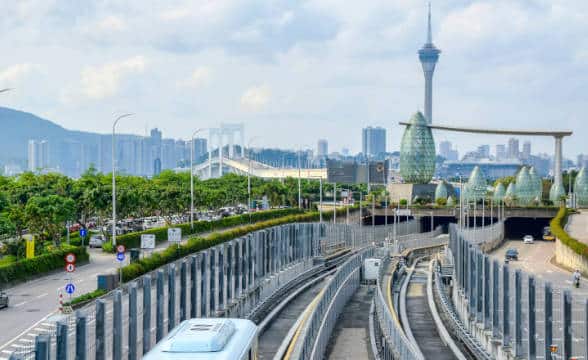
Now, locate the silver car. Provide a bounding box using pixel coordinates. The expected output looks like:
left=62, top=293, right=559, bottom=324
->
left=89, top=234, right=106, bottom=248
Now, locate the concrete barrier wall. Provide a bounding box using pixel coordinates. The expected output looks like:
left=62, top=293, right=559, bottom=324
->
left=555, top=238, right=588, bottom=275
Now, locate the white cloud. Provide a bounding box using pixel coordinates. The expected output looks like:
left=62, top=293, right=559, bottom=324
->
left=179, top=67, right=212, bottom=88
left=96, top=16, right=126, bottom=32
left=240, top=84, right=271, bottom=111
left=0, top=63, right=38, bottom=84
left=80, top=56, right=146, bottom=99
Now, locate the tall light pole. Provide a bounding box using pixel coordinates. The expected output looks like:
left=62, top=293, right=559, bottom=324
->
left=297, top=150, right=302, bottom=208
left=112, top=113, right=133, bottom=246
left=247, top=137, right=259, bottom=217
left=190, top=128, right=205, bottom=231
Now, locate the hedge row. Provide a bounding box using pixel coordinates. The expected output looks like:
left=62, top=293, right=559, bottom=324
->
left=550, top=207, right=588, bottom=257
left=102, top=208, right=304, bottom=252
left=0, top=245, right=89, bottom=285
left=121, top=207, right=353, bottom=282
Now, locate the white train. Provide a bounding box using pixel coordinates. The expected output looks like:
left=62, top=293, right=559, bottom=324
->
left=143, top=318, right=258, bottom=360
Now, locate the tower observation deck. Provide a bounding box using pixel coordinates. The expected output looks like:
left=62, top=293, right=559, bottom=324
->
left=418, top=3, right=441, bottom=124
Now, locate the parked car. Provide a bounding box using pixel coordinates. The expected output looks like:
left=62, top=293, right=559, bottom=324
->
left=523, top=235, right=534, bottom=244
left=0, top=291, right=8, bottom=309
left=89, top=234, right=106, bottom=248
left=505, top=248, right=519, bottom=261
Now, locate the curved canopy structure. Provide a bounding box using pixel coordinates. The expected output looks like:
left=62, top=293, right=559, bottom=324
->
left=399, top=112, right=436, bottom=184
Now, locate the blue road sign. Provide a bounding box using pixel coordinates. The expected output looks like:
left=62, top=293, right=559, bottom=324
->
left=116, top=252, right=125, bottom=262
left=79, top=228, right=87, bottom=237
left=65, top=283, right=75, bottom=294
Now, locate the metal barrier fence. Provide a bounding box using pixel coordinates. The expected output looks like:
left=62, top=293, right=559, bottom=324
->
left=16, top=222, right=378, bottom=360
left=450, top=222, right=588, bottom=359
left=373, top=255, right=423, bottom=360
left=299, top=247, right=375, bottom=360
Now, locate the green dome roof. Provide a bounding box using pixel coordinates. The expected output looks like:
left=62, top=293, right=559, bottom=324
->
left=515, top=167, right=535, bottom=206
left=447, top=196, right=456, bottom=207
left=505, top=182, right=516, bottom=199
left=529, top=167, right=543, bottom=201
left=493, top=182, right=506, bottom=202
left=466, top=166, right=486, bottom=202
left=399, top=112, right=436, bottom=184
left=435, top=181, right=449, bottom=200
left=575, top=167, right=588, bottom=207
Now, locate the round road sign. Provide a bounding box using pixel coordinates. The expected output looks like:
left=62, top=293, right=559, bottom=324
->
left=65, top=283, right=75, bottom=294
left=65, top=263, right=76, bottom=273
left=116, top=252, right=125, bottom=262
left=116, top=245, right=126, bottom=253
left=65, top=253, right=76, bottom=264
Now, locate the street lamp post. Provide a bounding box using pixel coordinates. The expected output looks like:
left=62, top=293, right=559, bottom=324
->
left=112, top=113, right=133, bottom=246
left=297, top=150, right=302, bottom=209
left=190, top=129, right=205, bottom=231
left=247, top=137, right=259, bottom=221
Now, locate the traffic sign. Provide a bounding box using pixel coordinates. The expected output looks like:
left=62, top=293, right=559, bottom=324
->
left=116, top=252, right=125, bottom=262
left=116, top=245, right=126, bottom=253
left=65, top=263, right=76, bottom=272
left=141, top=234, right=156, bottom=249
left=65, top=283, right=75, bottom=295
left=65, top=253, right=76, bottom=264
left=168, top=228, right=182, bottom=243
left=79, top=228, right=87, bottom=237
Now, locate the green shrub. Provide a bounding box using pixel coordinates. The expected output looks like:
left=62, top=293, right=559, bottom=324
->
left=64, top=288, right=107, bottom=307
left=103, top=208, right=304, bottom=252
left=0, top=245, right=89, bottom=285
left=550, top=207, right=588, bottom=257
left=121, top=207, right=354, bottom=282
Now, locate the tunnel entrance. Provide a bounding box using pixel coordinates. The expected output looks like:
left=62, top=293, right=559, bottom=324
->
left=504, top=217, right=551, bottom=240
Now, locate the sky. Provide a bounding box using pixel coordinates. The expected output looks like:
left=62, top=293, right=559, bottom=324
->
left=0, top=0, right=587, bottom=159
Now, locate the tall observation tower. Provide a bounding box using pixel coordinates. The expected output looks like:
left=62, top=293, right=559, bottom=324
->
left=418, top=3, right=441, bottom=124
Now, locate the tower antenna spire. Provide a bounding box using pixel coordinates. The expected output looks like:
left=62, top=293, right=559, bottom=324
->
left=427, top=2, right=432, bottom=44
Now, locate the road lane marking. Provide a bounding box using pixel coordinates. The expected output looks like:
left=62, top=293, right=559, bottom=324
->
left=35, top=293, right=48, bottom=299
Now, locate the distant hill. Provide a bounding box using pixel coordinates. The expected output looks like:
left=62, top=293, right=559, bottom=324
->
left=0, top=107, right=145, bottom=169
left=0, top=107, right=73, bottom=164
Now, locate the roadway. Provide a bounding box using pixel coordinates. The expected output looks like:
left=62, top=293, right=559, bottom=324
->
left=0, top=233, right=190, bottom=355
left=567, top=210, right=588, bottom=245
left=488, top=239, right=588, bottom=295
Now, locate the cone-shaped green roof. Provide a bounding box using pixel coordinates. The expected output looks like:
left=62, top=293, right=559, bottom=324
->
left=575, top=167, right=588, bottom=207
left=515, top=167, right=535, bottom=206
left=435, top=181, right=449, bottom=200
left=447, top=196, right=455, bottom=207
left=505, top=182, right=516, bottom=199
left=466, top=166, right=487, bottom=202
left=399, top=112, right=436, bottom=184
left=550, top=182, right=566, bottom=204
left=493, top=182, right=506, bottom=202
left=529, top=167, right=543, bottom=201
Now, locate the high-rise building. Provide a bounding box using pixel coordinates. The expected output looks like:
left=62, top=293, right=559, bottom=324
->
left=362, top=126, right=386, bottom=158
left=522, top=141, right=531, bottom=160
left=317, top=139, right=328, bottom=157
left=495, top=144, right=506, bottom=161
left=27, top=139, right=49, bottom=171
left=192, top=138, right=208, bottom=164
left=507, top=138, right=520, bottom=159
left=578, top=154, right=588, bottom=169
left=418, top=3, right=440, bottom=124
left=477, top=145, right=490, bottom=159
left=439, top=140, right=458, bottom=161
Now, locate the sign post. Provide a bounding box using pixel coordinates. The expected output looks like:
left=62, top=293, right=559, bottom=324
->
left=64, top=252, right=76, bottom=302
left=79, top=228, right=87, bottom=247
left=168, top=228, right=182, bottom=253
left=24, top=235, right=35, bottom=259
left=116, top=245, right=126, bottom=286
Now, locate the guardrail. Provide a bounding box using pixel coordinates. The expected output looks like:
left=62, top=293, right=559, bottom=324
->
left=298, top=247, right=374, bottom=360
left=12, top=222, right=366, bottom=360
left=371, top=231, right=448, bottom=360
left=449, top=221, right=588, bottom=359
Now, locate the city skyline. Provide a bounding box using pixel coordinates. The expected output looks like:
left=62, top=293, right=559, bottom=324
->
left=0, top=2, right=585, bottom=156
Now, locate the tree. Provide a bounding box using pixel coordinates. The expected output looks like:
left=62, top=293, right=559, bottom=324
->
left=24, top=195, right=75, bottom=245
